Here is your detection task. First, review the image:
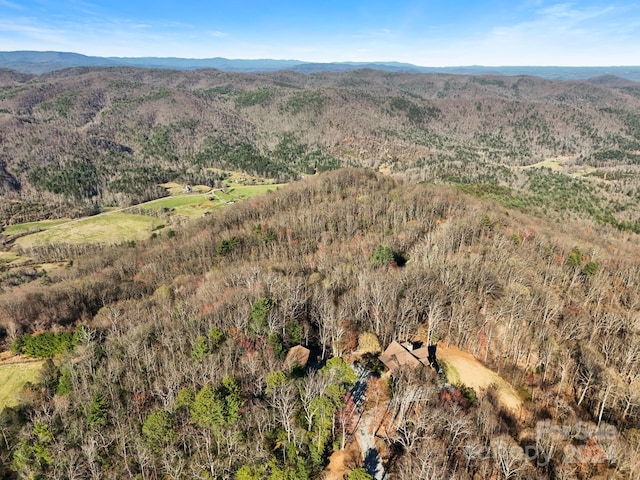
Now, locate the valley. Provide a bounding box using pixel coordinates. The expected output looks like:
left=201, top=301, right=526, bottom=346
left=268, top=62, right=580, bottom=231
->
left=0, top=66, right=639, bottom=479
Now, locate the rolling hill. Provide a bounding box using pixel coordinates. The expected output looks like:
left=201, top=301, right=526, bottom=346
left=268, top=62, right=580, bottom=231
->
left=0, top=169, right=639, bottom=479
left=2, top=51, right=640, bottom=80
left=1, top=64, right=640, bottom=479
left=1, top=66, right=639, bottom=234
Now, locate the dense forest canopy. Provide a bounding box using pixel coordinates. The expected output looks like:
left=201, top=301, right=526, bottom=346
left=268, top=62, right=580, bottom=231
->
left=1, top=67, right=640, bottom=232
left=0, top=168, right=639, bottom=478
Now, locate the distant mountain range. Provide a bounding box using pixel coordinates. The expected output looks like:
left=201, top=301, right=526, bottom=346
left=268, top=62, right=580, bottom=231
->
left=1, top=50, right=640, bottom=80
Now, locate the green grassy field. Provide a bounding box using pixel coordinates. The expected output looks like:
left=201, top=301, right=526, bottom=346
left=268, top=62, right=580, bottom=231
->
left=140, top=194, right=211, bottom=209
left=4, top=219, right=70, bottom=237
left=159, top=182, right=212, bottom=195
left=138, top=194, right=219, bottom=217
left=214, top=185, right=281, bottom=202
left=0, top=361, right=44, bottom=410
left=6, top=184, right=284, bottom=251
left=14, top=212, right=164, bottom=248
left=213, top=190, right=233, bottom=202
left=142, top=186, right=281, bottom=215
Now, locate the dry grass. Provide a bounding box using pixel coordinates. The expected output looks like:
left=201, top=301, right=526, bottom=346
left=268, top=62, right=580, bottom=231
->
left=516, top=155, right=596, bottom=176
left=158, top=181, right=185, bottom=195
left=438, top=342, right=523, bottom=412
left=0, top=251, right=19, bottom=263
left=0, top=356, right=44, bottom=410
left=139, top=194, right=211, bottom=210
left=4, top=219, right=69, bottom=237
left=323, top=442, right=361, bottom=480
left=519, top=156, right=574, bottom=172
left=14, top=212, right=163, bottom=248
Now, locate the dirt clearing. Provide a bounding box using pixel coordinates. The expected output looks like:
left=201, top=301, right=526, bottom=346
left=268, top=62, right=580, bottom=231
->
left=437, top=342, right=522, bottom=412
left=323, top=442, right=361, bottom=480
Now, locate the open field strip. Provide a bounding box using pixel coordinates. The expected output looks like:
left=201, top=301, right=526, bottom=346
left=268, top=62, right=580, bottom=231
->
left=518, top=156, right=574, bottom=171
left=138, top=194, right=220, bottom=217
left=0, top=251, right=19, bottom=263
left=4, top=219, right=70, bottom=236
left=159, top=182, right=213, bottom=194
left=138, top=193, right=211, bottom=209
left=0, top=359, right=44, bottom=410
left=227, top=184, right=283, bottom=196
left=13, top=212, right=164, bottom=248
left=7, top=183, right=286, bottom=250
left=514, top=155, right=596, bottom=176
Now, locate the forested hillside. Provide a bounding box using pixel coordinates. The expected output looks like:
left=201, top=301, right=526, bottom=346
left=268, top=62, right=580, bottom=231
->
left=1, top=67, right=640, bottom=232
left=1, top=169, right=639, bottom=479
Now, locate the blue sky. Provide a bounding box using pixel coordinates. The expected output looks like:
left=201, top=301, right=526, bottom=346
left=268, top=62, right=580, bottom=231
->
left=0, top=1, right=639, bottom=65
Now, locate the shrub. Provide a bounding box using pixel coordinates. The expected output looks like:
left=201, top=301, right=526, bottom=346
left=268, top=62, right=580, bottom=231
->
left=347, top=467, right=374, bottom=480
left=236, top=465, right=261, bottom=480
left=56, top=369, right=72, bottom=396
left=461, top=385, right=477, bottom=405
left=175, top=387, right=195, bottom=409
left=566, top=246, right=583, bottom=268
left=250, top=297, right=274, bottom=332
left=371, top=245, right=394, bottom=266
left=191, top=335, right=210, bottom=361
left=87, top=394, right=108, bottom=428
left=209, top=327, right=225, bottom=349
left=217, top=236, right=239, bottom=256
left=582, top=261, right=599, bottom=276
left=12, top=332, right=75, bottom=358
left=358, top=332, right=381, bottom=354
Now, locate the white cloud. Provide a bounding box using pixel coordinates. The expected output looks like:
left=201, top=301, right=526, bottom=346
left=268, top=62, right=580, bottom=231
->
left=0, top=0, right=22, bottom=9
left=430, top=2, right=640, bottom=66
left=0, top=20, right=70, bottom=45
left=536, top=2, right=614, bottom=21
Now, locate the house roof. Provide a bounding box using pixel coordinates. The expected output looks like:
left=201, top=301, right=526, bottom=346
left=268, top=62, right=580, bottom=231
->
left=379, top=340, right=424, bottom=372
left=412, top=346, right=430, bottom=363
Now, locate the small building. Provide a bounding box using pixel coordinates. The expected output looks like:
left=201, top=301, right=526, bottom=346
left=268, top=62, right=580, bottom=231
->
left=380, top=341, right=441, bottom=373
left=379, top=341, right=423, bottom=372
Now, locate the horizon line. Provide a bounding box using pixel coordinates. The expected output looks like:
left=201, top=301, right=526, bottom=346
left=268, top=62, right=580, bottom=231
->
left=2, top=50, right=640, bottom=69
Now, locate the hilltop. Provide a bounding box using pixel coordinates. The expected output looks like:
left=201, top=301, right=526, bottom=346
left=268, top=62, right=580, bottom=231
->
left=0, top=169, right=639, bottom=478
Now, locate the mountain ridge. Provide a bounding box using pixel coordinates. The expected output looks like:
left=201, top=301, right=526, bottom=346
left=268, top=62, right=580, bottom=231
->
left=2, top=50, right=640, bottom=80
left=2, top=65, right=640, bottom=231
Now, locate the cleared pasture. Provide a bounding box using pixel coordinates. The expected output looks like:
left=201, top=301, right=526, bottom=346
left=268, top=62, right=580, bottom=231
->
left=13, top=213, right=163, bottom=248
left=7, top=184, right=284, bottom=250
left=0, top=360, right=44, bottom=410
left=4, top=219, right=69, bottom=237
